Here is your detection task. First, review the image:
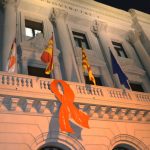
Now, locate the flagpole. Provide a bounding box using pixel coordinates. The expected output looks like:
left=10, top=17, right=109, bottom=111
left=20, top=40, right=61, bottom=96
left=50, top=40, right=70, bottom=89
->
left=50, top=31, right=54, bottom=79
left=15, top=2, right=18, bottom=73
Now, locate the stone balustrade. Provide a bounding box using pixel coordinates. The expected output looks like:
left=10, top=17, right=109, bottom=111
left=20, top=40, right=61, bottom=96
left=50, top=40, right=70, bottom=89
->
left=0, top=71, right=150, bottom=122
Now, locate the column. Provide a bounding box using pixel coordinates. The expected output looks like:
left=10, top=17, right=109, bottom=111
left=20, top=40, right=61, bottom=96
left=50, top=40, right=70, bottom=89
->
left=2, top=0, right=19, bottom=72
left=91, top=20, right=119, bottom=88
left=50, top=8, right=80, bottom=82
left=128, top=31, right=150, bottom=78
left=53, top=48, right=62, bottom=79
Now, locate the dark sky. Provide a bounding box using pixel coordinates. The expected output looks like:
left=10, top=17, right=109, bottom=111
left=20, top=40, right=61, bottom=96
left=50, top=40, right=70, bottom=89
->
left=95, top=0, right=150, bottom=14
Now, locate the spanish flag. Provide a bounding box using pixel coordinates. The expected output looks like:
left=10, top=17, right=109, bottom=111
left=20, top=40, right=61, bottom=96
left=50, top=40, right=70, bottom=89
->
left=41, top=33, right=54, bottom=75
left=82, top=47, right=96, bottom=85
left=8, top=39, right=17, bottom=72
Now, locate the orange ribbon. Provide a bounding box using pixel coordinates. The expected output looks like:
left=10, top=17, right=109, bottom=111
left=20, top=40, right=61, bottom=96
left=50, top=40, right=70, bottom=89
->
left=50, top=80, right=90, bottom=133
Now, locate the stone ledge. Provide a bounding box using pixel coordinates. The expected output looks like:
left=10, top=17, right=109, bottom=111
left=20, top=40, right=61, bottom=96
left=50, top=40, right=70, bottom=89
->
left=0, top=96, right=149, bottom=123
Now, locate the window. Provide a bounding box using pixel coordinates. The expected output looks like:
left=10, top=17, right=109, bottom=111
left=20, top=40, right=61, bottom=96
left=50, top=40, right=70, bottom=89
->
left=25, top=19, right=43, bottom=38
left=129, top=83, right=144, bottom=92
left=113, top=147, right=129, bottom=150
left=72, top=31, right=90, bottom=49
left=84, top=75, right=103, bottom=86
left=40, top=147, right=63, bottom=150
left=28, top=66, right=52, bottom=78
left=112, top=41, right=128, bottom=58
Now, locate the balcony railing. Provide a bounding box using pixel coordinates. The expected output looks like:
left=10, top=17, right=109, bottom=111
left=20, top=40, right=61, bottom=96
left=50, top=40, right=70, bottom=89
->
left=0, top=71, right=150, bottom=110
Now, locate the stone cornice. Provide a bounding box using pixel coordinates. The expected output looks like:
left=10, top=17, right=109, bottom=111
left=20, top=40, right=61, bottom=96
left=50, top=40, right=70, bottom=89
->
left=129, top=9, right=150, bottom=25
left=0, top=96, right=150, bottom=124
left=0, top=71, right=150, bottom=123
left=21, top=0, right=132, bottom=26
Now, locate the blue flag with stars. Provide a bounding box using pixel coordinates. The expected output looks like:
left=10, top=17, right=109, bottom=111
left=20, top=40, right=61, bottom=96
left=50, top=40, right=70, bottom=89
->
left=110, top=50, right=130, bottom=89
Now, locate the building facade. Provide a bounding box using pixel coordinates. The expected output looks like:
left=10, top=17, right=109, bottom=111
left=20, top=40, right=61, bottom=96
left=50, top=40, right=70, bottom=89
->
left=0, top=0, right=150, bottom=149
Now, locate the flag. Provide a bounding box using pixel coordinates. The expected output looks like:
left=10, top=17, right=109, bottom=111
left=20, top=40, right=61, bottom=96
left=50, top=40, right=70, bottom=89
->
left=110, top=50, right=130, bottom=89
left=41, top=32, right=54, bottom=75
left=7, top=38, right=17, bottom=72
left=82, top=47, right=96, bottom=85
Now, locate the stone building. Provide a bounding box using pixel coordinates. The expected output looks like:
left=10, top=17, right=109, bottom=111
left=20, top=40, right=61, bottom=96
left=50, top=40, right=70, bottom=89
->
left=0, top=0, right=150, bottom=150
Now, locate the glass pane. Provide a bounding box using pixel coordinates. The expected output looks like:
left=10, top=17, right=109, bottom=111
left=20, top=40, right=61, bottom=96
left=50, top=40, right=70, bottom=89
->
left=112, top=41, right=127, bottom=58
left=25, top=27, right=33, bottom=37
left=120, top=50, right=126, bottom=57
left=129, top=83, right=144, bottom=92
left=35, top=30, right=41, bottom=36
left=81, top=41, right=87, bottom=49
left=74, top=38, right=80, bottom=47
left=73, top=31, right=90, bottom=49
left=28, top=66, right=52, bottom=78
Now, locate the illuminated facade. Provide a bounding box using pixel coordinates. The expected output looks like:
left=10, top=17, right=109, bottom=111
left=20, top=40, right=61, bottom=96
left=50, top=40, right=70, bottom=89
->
left=0, top=0, right=150, bottom=149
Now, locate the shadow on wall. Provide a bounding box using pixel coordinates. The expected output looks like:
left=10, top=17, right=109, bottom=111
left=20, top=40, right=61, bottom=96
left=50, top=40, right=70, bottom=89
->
left=47, top=104, right=83, bottom=140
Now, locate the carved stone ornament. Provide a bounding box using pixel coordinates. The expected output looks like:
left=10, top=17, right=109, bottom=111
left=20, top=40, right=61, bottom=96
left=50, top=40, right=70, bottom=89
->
left=50, top=8, right=68, bottom=24
left=127, top=30, right=141, bottom=44
left=91, top=20, right=99, bottom=35
left=91, top=20, right=108, bottom=36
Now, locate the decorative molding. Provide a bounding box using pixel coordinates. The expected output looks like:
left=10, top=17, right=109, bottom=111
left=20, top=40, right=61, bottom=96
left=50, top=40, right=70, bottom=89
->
left=50, top=8, right=68, bottom=24
left=39, top=0, right=132, bottom=25
left=129, top=9, right=150, bottom=25
left=0, top=72, right=150, bottom=123
left=118, top=108, right=127, bottom=120
left=127, top=30, right=141, bottom=44
left=127, top=109, right=137, bottom=120
left=24, top=99, right=34, bottom=112
left=10, top=97, right=20, bottom=111
left=0, top=97, right=4, bottom=110
left=136, top=110, right=145, bottom=121
left=108, top=107, right=117, bottom=119
left=0, top=95, right=150, bottom=123
left=91, top=20, right=108, bottom=35
left=97, top=106, right=107, bottom=118
left=31, top=132, right=85, bottom=150
left=109, top=134, right=149, bottom=150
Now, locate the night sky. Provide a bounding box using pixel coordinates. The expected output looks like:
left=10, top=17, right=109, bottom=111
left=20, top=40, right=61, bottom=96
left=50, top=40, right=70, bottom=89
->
left=95, top=0, right=150, bottom=14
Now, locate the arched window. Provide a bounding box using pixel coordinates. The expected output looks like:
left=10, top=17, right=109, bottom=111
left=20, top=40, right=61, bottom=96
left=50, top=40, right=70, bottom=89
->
left=113, top=144, right=136, bottom=150
left=40, top=146, right=64, bottom=150
left=113, top=147, right=129, bottom=150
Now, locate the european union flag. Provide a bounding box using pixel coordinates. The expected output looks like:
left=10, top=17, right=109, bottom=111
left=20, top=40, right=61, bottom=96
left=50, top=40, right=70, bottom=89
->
left=110, top=50, right=130, bottom=89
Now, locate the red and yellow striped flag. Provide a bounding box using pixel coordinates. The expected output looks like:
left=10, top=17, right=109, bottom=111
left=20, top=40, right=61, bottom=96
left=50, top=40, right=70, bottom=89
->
left=41, top=33, right=54, bottom=75
left=82, top=47, right=96, bottom=85
left=8, top=39, right=17, bottom=72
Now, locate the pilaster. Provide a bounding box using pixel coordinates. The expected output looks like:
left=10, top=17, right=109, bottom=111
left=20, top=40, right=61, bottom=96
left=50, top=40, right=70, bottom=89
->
left=2, top=0, right=20, bottom=72
left=127, top=31, right=150, bottom=78
left=50, top=8, right=80, bottom=82
left=53, top=48, right=62, bottom=79
left=91, top=20, right=119, bottom=88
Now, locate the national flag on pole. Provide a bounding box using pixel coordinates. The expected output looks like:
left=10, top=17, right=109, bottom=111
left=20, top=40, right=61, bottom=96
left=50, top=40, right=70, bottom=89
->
left=82, top=47, right=96, bottom=85
left=41, top=32, right=54, bottom=75
left=7, top=38, right=17, bottom=72
left=110, top=50, right=130, bottom=89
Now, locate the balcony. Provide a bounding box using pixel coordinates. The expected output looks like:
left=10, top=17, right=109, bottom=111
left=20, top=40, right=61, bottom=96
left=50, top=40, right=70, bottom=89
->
left=0, top=71, right=150, bottom=122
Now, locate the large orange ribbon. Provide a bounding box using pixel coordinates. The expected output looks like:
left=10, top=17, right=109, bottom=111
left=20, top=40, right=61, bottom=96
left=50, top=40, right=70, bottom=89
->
left=50, top=80, right=90, bottom=133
